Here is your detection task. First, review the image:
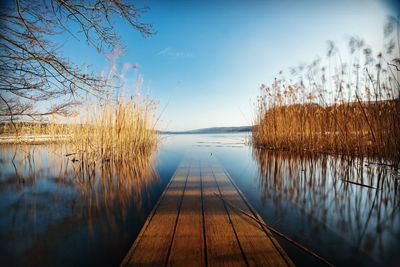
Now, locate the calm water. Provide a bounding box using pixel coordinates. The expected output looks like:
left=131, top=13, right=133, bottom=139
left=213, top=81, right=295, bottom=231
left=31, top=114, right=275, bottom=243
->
left=0, top=133, right=399, bottom=266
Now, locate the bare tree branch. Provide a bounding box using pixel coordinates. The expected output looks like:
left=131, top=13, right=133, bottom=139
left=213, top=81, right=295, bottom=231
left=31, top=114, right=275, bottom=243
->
left=0, top=0, right=153, bottom=121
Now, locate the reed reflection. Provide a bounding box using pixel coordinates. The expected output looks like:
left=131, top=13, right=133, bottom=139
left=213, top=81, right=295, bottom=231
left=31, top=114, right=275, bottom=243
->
left=0, top=143, right=159, bottom=266
left=1, top=143, right=158, bottom=216
left=252, top=148, right=400, bottom=263
left=69, top=146, right=159, bottom=217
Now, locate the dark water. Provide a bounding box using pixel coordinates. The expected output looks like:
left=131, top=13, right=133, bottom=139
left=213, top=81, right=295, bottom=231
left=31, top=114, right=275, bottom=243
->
left=0, top=133, right=399, bottom=266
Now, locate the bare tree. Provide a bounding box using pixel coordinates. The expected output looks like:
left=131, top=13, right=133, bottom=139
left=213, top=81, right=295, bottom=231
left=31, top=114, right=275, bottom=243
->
left=0, top=0, right=153, bottom=123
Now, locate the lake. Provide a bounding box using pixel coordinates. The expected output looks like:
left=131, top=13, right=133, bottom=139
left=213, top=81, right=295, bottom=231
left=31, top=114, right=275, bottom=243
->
left=0, top=133, right=399, bottom=266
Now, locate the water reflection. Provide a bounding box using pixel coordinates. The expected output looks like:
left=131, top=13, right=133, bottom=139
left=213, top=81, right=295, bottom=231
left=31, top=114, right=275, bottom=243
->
left=252, top=148, right=400, bottom=265
left=1, top=134, right=399, bottom=266
left=70, top=148, right=159, bottom=217
left=0, top=143, right=159, bottom=266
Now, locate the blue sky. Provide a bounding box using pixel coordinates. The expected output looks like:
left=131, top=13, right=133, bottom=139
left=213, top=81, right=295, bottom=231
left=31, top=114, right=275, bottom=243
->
left=59, top=0, right=398, bottom=131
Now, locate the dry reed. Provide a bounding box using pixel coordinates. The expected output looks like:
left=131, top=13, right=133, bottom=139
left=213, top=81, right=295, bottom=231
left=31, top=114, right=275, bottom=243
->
left=253, top=18, right=400, bottom=163
left=0, top=94, right=158, bottom=158
left=68, top=96, right=158, bottom=164
left=0, top=120, right=69, bottom=136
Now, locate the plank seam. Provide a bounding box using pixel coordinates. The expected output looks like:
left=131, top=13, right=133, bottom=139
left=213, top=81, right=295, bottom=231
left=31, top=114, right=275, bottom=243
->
left=164, top=160, right=191, bottom=266
left=200, top=159, right=209, bottom=267
left=211, top=163, right=250, bottom=267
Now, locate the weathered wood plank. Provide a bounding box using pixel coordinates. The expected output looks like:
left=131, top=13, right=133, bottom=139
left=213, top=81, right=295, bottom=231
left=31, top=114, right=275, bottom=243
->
left=167, top=163, right=205, bottom=266
left=201, top=162, right=247, bottom=267
left=122, top=155, right=293, bottom=267
left=221, top=168, right=295, bottom=267
left=121, top=159, right=191, bottom=267
left=211, top=160, right=294, bottom=267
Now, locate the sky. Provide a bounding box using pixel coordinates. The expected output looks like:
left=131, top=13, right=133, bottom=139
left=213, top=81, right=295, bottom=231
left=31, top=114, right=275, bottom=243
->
left=58, top=0, right=398, bottom=131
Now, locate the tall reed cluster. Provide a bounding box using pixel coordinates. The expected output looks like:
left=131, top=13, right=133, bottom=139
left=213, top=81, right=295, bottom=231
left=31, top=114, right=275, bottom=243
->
left=253, top=18, right=400, bottom=163
left=0, top=96, right=158, bottom=156
left=69, top=96, right=158, bottom=163
left=0, top=120, right=68, bottom=136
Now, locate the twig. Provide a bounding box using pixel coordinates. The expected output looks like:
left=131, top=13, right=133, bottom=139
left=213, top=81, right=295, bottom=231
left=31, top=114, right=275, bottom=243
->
left=340, top=179, right=379, bottom=190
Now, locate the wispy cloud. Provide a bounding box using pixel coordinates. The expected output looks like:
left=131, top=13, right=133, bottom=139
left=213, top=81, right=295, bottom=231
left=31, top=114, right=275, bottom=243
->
left=157, top=47, right=194, bottom=58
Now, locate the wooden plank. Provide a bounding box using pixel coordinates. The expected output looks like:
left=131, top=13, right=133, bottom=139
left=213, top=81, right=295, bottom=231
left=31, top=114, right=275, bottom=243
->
left=211, top=159, right=294, bottom=267
left=201, top=161, right=247, bottom=267
left=122, top=155, right=293, bottom=267
left=167, top=163, right=205, bottom=266
left=121, top=159, right=191, bottom=267
left=222, top=168, right=295, bottom=267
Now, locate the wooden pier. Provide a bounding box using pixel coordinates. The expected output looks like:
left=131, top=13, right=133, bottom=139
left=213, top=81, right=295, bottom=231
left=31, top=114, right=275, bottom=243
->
left=121, top=155, right=294, bottom=267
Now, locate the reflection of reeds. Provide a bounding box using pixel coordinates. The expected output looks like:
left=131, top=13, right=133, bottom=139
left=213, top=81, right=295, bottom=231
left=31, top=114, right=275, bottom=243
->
left=0, top=143, right=159, bottom=266
left=71, top=143, right=158, bottom=217
left=0, top=143, right=158, bottom=222
left=252, top=147, right=399, bottom=260
left=253, top=18, right=400, bottom=163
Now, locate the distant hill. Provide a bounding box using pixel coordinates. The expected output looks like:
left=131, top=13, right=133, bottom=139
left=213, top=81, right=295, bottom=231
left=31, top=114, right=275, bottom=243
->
left=161, top=126, right=253, bottom=134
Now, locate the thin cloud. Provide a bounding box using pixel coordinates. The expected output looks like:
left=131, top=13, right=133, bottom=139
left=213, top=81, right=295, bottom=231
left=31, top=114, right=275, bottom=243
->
left=157, top=47, right=193, bottom=58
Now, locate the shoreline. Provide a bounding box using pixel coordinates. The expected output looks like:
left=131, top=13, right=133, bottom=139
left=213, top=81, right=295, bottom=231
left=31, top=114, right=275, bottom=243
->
left=0, top=134, right=71, bottom=144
